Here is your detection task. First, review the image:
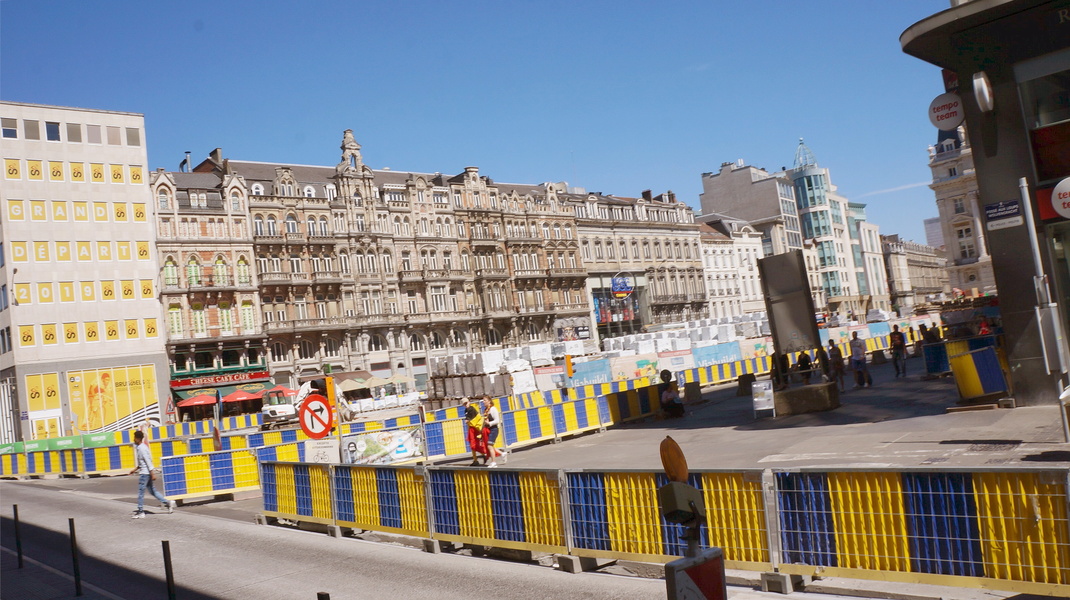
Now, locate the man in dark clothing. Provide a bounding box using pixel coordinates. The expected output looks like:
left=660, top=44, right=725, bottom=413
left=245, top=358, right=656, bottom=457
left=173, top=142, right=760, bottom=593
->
left=890, top=324, right=907, bottom=378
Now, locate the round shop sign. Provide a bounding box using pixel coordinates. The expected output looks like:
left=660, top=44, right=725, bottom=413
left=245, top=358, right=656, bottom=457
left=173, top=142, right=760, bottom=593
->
left=611, top=272, right=634, bottom=299
left=1053, top=177, right=1070, bottom=220
left=929, top=92, right=964, bottom=131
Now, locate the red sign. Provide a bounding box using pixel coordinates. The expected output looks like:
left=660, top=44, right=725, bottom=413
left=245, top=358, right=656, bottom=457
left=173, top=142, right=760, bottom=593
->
left=171, top=371, right=270, bottom=389
left=299, top=394, right=333, bottom=440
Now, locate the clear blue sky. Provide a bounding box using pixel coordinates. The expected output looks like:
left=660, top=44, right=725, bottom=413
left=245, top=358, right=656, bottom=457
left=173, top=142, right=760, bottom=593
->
left=2, top=0, right=949, bottom=243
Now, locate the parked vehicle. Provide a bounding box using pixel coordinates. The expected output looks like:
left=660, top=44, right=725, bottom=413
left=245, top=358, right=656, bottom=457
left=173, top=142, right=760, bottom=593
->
left=260, top=390, right=301, bottom=430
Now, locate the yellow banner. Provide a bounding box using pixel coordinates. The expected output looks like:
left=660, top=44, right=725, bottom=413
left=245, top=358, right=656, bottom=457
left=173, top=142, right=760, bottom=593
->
left=4, top=158, right=20, bottom=179
left=19, top=325, right=35, bottom=347
left=36, top=282, right=53, bottom=303
left=14, top=284, right=30, bottom=305
left=10, top=241, right=27, bottom=262
left=33, top=418, right=60, bottom=440
left=26, top=160, right=43, bottom=180
left=132, top=203, right=146, bottom=221
left=113, top=202, right=127, bottom=221
left=136, top=241, right=150, bottom=260
left=96, top=241, right=111, bottom=260
left=55, top=241, right=71, bottom=262
left=115, top=242, right=130, bottom=261
left=90, top=163, right=104, bottom=183
left=70, top=162, right=84, bottom=182
left=121, top=280, right=135, bottom=300
left=124, top=319, right=139, bottom=339
left=80, top=282, right=95, bottom=302
left=43, top=373, right=60, bottom=410
left=49, top=161, right=64, bottom=181
left=30, top=200, right=46, bottom=221
left=69, top=365, right=158, bottom=433
left=7, top=199, right=24, bottom=221
left=101, top=281, right=115, bottom=301
left=140, top=279, right=154, bottom=298
left=33, top=241, right=49, bottom=262
left=41, top=324, right=57, bottom=345
left=52, top=201, right=68, bottom=221
left=73, top=201, right=88, bottom=221
left=130, top=166, right=143, bottom=184
left=58, top=282, right=74, bottom=302
left=144, top=318, right=158, bottom=338
left=26, top=374, right=44, bottom=412
left=84, top=322, right=99, bottom=342
left=110, top=164, right=124, bottom=183
left=104, top=320, right=119, bottom=341
left=64, top=322, right=79, bottom=344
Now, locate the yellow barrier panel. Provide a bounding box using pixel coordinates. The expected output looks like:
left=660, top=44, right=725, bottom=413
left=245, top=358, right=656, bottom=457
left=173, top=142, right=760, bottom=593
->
left=604, top=472, right=663, bottom=557
left=454, top=470, right=495, bottom=540
left=397, top=469, right=430, bottom=537
left=973, top=472, right=1070, bottom=584
left=827, top=472, right=910, bottom=573
left=701, top=472, right=769, bottom=567
left=519, top=471, right=566, bottom=548
left=276, top=464, right=297, bottom=516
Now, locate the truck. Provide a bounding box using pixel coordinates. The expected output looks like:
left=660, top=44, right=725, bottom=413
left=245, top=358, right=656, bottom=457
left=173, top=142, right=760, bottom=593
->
left=260, top=389, right=301, bottom=430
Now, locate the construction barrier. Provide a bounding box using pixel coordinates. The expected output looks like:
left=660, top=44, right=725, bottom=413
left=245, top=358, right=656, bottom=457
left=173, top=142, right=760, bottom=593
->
left=949, top=347, right=1010, bottom=401
left=258, top=463, right=1069, bottom=595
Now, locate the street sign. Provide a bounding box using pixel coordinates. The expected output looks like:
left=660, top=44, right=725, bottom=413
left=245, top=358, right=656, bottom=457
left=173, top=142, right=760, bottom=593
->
left=665, top=547, right=727, bottom=600
left=299, top=394, right=333, bottom=439
left=985, top=200, right=1024, bottom=231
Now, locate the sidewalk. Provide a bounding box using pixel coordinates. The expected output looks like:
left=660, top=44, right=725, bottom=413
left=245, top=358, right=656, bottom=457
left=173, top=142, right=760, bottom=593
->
left=1, top=548, right=118, bottom=600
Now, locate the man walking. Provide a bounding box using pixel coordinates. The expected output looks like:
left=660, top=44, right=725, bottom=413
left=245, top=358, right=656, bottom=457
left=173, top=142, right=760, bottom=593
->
left=890, top=324, right=908, bottom=378
left=849, top=331, right=872, bottom=389
left=129, top=430, right=175, bottom=518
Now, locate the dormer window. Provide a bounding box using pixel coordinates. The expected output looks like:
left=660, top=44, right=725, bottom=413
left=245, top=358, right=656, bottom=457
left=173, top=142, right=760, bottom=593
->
left=304, top=186, right=315, bottom=198
left=251, top=183, right=264, bottom=195
left=158, top=189, right=170, bottom=210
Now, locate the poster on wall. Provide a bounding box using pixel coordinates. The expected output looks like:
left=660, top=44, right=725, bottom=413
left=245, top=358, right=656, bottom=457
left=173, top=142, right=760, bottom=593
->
left=67, top=364, right=160, bottom=434
left=341, top=426, right=424, bottom=465
left=609, top=354, right=659, bottom=381
left=24, top=373, right=63, bottom=438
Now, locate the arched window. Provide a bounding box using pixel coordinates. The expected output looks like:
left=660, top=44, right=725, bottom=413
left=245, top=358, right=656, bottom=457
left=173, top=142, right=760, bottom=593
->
left=353, top=192, right=363, bottom=205
left=214, top=257, right=228, bottom=286
left=304, top=186, right=315, bottom=198
left=354, top=252, right=366, bottom=273
left=394, top=217, right=403, bottom=235
left=285, top=215, right=299, bottom=234
left=449, top=329, right=466, bottom=347
left=266, top=215, right=278, bottom=235
left=236, top=257, right=251, bottom=285
left=186, top=257, right=202, bottom=286
left=461, top=252, right=471, bottom=271
left=553, top=224, right=561, bottom=239
left=429, top=331, right=445, bottom=350
left=158, top=189, right=170, bottom=210
left=409, top=334, right=425, bottom=351
left=319, top=216, right=329, bottom=236
left=381, top=252, right=393, bottom=272
left=485, top=328, right=502, bottom=346
left=366, top=250, right=378, bottom=272
left=368, top=334, right=387, bottom=352
left=339, top=253, right=350, bottom=274
left=230, top=191, right=241, bottom=211
left=299, top=340, right=316, bottom=360
left=307, top=216, right=317, bottom=236
left=163, top=257, right=179, bottom=286
left=542, top=222, right=550, bottom=238
left=251, top=183, right=264, bottom=195
left=270, top=342, right=287, bottom=362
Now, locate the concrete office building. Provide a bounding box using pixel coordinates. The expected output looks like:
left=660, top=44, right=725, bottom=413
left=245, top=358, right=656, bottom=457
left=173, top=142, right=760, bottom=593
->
left=699, top=160, right=804, bottom=257
left=0, top=102, right=169, bottom=440
left=902, top=0, right=1070, bottom=406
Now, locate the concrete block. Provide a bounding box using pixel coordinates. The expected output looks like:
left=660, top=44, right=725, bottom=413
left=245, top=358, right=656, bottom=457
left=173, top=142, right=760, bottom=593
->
left=327, top=525, right=343, bottom=538
left=556, top=554, right=604, bottom=573
left=760, top=572, right=793, bottom=594
left=423, top=539, right=444, bottom=554
left=773, top=382, right=840, bottom=416
left=254, top=514, right=268, bottom=526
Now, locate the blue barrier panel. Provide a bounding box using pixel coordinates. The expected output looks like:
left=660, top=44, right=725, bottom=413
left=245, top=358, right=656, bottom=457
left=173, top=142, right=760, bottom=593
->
left=376, top=468, right=403, bottom=529
left=923, top=344, right=950, bottom=374
left=551, top=404, right=567, bottom=436
left=162, top=457, right=187, bottom=496
left=488, top=470, right=525, bottom=542
left=566, top=471, right=611, bottom=551
left=294, top=465, right=313, bottom=517
left=429, top=470, right=460, bottom=535
left=261, top=463, right=278, bottom=512
left=209, top=452, right=235, bottom=490
left=776, top=472, right=838, bottom=567
left=902, top=472, right=985, bottom=577
left=425, top=421, right=447, bottom=457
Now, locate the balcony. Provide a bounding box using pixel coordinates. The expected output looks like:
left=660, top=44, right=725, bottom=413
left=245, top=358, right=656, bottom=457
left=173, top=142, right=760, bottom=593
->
left=476, top=268, right=509, bottom=279
left=422, top=269, right=453, bottom=281
left=358, top=272, right=383, bottom=284
left=312, top=270, right=342, bottom=284
left=547, top=267, right=586, bottom=278
left=505, top=235, right=542, bottom=245
left=352, top=313, right=401, bottom=327
left=513, top=269, right=545, bottom=279
left=308, top=233, right=334, bottom=243
left=470, top=237, right=499, bottom=248
left=550, top=303, right=591, bottom=313
left=259, top=272, right=290, bottom=284
left=285, top=232, right=306, bottom=243
left=399, top=269, right=423, bottom=282
left=651, top=294, right=687, bottom=305
left=261, top=316, right=353, bottom=333
left=253, top=233, right=285, bottom=243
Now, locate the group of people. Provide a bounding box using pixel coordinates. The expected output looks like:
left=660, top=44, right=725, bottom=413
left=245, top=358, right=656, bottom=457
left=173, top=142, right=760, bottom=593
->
left=462, top=396, right=504, bottom=467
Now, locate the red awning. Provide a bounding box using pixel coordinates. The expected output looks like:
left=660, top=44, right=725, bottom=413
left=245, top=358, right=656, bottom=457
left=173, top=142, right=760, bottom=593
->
left=222, top=390, right=263, bottom=403
left=176, top=394, right=218, bottom=408
left=262, top=384, right=297, bottom=397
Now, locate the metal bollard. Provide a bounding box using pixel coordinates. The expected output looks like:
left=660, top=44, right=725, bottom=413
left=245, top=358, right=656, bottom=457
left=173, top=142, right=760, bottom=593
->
left=69, top=518, right=82, bottom=597
left=162, top=540, right=176, bottom=600
left=13, top=505, right=23, bottom=568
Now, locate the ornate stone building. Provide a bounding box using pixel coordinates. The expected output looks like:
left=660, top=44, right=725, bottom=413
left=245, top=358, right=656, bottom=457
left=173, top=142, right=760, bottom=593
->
left=881, top=234, right=951, bottom=314
left=189, top=131, right=589, bottom=389
left=149, top=168, right=269, bottom=402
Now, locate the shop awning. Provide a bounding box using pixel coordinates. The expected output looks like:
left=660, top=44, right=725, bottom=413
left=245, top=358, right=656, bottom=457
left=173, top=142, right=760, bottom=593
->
left=223, top=389, right=263, bottom=403
left=173, top=381, right=272, bottom=402
left=176, top=394, right=218, bottom=408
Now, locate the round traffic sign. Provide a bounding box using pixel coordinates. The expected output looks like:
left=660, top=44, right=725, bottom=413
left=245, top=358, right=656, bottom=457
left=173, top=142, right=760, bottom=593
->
left=299, top=394, right=333, bottom=439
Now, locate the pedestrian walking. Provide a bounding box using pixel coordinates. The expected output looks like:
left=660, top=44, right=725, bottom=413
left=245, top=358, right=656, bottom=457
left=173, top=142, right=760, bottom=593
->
left=827, top=339, right=846, bottom=392
left=462, top=398, right=486, bottom=466
left=890, top=324, right=908, bottom=378
left=482, top=396, right=502, bottom=467
left=129, top=430, right=175, bottom=518
left=849, top=331, right=872, bottom=388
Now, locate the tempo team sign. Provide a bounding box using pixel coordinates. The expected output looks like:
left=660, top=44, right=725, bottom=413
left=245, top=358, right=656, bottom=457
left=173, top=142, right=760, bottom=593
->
left=929, top=92, right=965, bottom=131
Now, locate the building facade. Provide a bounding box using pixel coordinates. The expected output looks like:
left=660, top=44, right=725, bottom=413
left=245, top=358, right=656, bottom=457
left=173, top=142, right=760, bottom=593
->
left=698, top=219, right=765, bottom=318
left=571, top=189, right=706, bottom=339
left=882, top=234, right=951, bottom=313
left=192, top=132, right=590, bottom=389
left=699, top=161, right=803, bottom=257
left=928, top=125, right=997, bottom=295
left=0, top=102, right=169, bottom=440
left=149, top=169, right=270, bottom=408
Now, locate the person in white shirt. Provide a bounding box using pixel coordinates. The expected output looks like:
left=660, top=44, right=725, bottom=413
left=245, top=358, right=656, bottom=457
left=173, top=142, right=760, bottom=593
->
left=849, top=331, right=872, bottom=388
left=129, top=430, right=176, bottom=518
left=482, top=396, right=503, bottom=467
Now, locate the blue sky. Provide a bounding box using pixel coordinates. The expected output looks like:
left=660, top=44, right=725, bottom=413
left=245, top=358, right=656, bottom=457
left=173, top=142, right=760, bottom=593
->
left=2, top=0, right=949, bottom=243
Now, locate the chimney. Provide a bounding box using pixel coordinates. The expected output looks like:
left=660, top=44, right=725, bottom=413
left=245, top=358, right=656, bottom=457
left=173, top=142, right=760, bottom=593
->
left=210, top=148, right=223, bottom=165
left=641, top=189, right=653, bottom=202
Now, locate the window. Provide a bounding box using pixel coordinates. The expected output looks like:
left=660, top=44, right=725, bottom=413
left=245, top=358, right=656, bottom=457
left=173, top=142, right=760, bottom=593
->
left=191, top=303, right=207, bottom=335
left=86, top=124, right=101, bottom=144
left=286, top=215, right=299, bottom=234
left=158, top=189, right=170, bottom=210
left=948, top=167, right=958, bottom=177
left=24, top=120, right=40, bottom=140
left=485, top=328, right=502, bottom=346
left=953, top=198, right=966, bottom=214
left=324, top=338, right=340, bottom=357
left=271, top=342, right=287, bottom=363
left=299, top=340, right=316, bottom=360
left=106, top=126, right=121, bottom=145
left=186, top=258, right=201, bottom=286
left=956, top=226, right=976, bottom=259
left=240, top=301, right=255, bottom=331
left=45, top=122, right=61, bottom=141
left=429, top=331, right=445, bottom=350
left=304, top=186, right=315, bottom=198
left=126, top=128, right=141, bottom=146
left=230, top=191, right=241, bottom=211
left=409, top=334, right=425, bottom=351
left=163, top=258, right=179, bottom=286
left=251, top=183, right=264, bottom=195
left=214, top=257, right=228, bottom=286
left=289, top=255, right=302, bottom=273
left=266, top=216, right=277, bottom=235
left=219, top=302, right=233, bottom=333
left=168, top=305, right=183, bottom=336
left=368, top=334, right=387, bottom=352
left=307, top=216, right=317, bottom=236
left=2, top=118, right=16, bottom=138
left=253, top=216, right=264, bottom=235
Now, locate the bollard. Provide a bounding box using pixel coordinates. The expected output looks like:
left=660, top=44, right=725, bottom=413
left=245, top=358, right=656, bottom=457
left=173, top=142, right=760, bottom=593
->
left=69, top=518, right=82, bottom=597
left=162, top=540, right=176, bottom=600
left=13, top=505, right=23, bottom=568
